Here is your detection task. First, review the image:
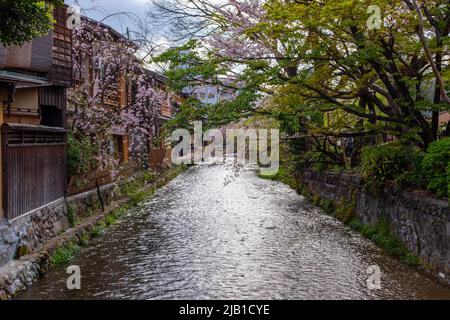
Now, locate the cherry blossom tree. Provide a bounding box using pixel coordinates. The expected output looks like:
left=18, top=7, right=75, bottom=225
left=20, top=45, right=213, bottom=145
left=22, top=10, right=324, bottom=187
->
left=68, top=19, right=165, bottom=176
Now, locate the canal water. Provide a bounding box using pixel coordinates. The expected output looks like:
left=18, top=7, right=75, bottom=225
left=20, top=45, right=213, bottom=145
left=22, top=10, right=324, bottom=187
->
left=18, top=164, right=450, bottom=300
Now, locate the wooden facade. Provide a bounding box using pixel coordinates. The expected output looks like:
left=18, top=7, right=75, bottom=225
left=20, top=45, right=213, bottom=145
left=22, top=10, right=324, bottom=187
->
left=49, top=6, right=73, bottom=88
left=2, top=124, right=66, bottom=220
left=70, top=19, right=130, bottom=162
left=0, top=8, right=72, bottom=86
left=66, top=21, right=133, bottom=195
left=0, top=6, right=72, bottom=220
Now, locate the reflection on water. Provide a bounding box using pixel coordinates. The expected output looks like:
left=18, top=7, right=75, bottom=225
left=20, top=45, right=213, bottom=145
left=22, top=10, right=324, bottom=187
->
left=18, top=164, right=450, bottom=300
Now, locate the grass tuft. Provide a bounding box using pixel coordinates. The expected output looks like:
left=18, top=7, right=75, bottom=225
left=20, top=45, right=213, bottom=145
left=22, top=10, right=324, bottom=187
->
left=50, top=242, right=80, bottom=267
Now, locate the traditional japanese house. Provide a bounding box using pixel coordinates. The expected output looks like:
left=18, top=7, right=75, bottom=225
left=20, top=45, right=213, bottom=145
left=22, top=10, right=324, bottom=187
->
left=66, top=18, right=182, bottom=195
left=0, top=6, right=72, bottom=222
left=66, top=18, right=138, bottom=195
left=132, top=69, right=183, bottom=169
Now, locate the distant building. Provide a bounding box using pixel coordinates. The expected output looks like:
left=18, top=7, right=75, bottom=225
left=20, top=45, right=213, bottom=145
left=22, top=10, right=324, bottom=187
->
left=183, top=81, right=237, bottom=105
left=178, top=50, right=239, bottom=105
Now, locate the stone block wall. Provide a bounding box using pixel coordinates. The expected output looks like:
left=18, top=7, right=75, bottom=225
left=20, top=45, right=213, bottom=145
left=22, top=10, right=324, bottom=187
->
left=0, top=199, right=67, bottom=268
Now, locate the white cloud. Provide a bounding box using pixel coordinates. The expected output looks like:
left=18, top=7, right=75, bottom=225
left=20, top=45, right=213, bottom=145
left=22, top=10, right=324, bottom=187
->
left=65, top=0, right=173, bottom=48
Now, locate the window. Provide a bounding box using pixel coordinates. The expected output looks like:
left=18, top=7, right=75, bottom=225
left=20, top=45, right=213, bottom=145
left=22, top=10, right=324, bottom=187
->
left=93, top=58, right=106, bottom=80
left=40, top=105, right=63, bottom=127
left=112, top=135, right=124, bottom=162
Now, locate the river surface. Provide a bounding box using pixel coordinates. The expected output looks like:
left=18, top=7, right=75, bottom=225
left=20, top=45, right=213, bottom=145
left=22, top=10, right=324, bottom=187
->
left=18, top=163, right=450, bottom=300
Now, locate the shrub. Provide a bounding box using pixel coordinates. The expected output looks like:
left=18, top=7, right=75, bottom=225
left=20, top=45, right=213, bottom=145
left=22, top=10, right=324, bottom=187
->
left=312, top=195, right=321, bottom=206
left=142, top=171, right=156, bottom=183
left=309, top=151, right=329, bottom=172
left=394, top=163, right=427, bottom=190
left=67, top=132, right=98, bottom=179
left=79, top=232, right=90, bottom=246
left=421, top=138, right=450, bottom=198
left=361, top=142, right=423, bottom=184
left=348, top=219, right=364, bottom=232
left=121, top=181, right=140, bottom=197
left=130, top=191, right=146, bottom=206
left=105, top=214, right=118, bottom=226
left=258, top=165, right=299, bottom=190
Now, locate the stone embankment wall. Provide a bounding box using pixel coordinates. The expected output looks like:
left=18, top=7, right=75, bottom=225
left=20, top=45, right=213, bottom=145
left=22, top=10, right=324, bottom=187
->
left=299, top=170, right=449, bottom=285
left=0, top=179, right=126, bottom=269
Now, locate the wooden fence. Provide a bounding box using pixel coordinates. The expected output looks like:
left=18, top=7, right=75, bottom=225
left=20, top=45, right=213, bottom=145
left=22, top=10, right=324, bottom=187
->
left=67, top=147, right=171, bottom=196
left=67, top=161, right=138, bottom=196
left=149, top=147, right=171, bottom=169
left=2, top=124, right=67, bottom=220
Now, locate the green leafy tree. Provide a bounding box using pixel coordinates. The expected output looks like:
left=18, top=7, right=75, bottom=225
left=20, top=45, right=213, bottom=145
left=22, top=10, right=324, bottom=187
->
left=0, top=0, right=63, bottom=46
left=153, top=0, right=450, bottom=170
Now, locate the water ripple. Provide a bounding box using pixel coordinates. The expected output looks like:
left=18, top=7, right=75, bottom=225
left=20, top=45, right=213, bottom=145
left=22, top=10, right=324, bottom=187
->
left=18, top=165, right=450, bottom=300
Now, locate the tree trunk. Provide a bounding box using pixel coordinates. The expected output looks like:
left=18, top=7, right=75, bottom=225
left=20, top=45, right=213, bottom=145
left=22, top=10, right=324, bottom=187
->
left=431, top=50, right=443, bottom=141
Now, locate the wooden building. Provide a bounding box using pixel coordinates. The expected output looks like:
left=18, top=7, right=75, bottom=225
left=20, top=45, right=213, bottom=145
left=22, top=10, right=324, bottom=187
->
left=0, top=6, right=72, bottom=221
left=68, top=18, right=131, bottom=165
left=65, top=19, right=135, bottom=195
left=67, top=19, right=182, bottom=192
left=135, top=69, right=183, bottom=169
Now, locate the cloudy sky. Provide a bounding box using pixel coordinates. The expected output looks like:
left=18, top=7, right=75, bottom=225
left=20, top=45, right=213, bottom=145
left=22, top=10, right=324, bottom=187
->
left=65, top=0, right=158, bottom=36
